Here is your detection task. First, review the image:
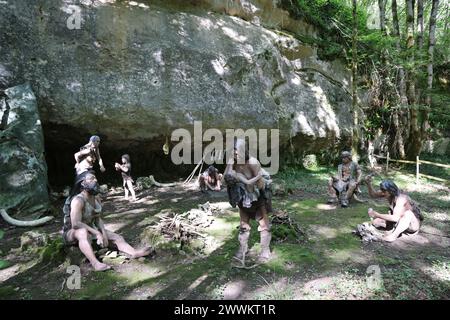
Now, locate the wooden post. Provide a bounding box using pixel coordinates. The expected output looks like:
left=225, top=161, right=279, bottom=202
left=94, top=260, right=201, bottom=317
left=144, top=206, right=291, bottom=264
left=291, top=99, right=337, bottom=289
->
left=386, top=152, right=390, bottom=173
left=416, top=155, right=420, bottom=184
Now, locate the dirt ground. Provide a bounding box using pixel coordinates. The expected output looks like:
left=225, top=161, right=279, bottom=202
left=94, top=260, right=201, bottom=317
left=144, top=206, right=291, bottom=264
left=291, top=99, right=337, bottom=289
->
left=0, top=168, right=449, bottom=300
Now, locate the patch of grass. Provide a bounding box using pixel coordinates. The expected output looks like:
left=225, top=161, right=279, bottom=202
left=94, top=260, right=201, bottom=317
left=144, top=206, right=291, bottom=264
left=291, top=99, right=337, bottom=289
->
left=133, top=236, right=240, bottom=299
left=274, top=166, right=332, bottom=195
left=267, top=245, right=318, bottom=274
left=0, top=286, right=16, bottom=299
left=208, top=283, right=227, bottom=300
left=206, top=215, right=240, bottom=239
left=271, top=224, right=300, bottom=243
left=301, top=269, right=387, bottom=300
left=288, top=199, right=322, bottom=212
left=280, top=199, right=372, bottom=229
left=335, top=270, right=387, bottom=299
left=255, top=277, right=296, bottom=300
left=428, top=260, right=450, bottom=280
left=39, top=238, right=65, bottom=264
left=74, top=271, right=128, bottom=299
left=381, top=264, right=450, bottom=299
left=424, top=255, right=450, bottom=284
left=0, top=259, right=10, bottom=270
left=376, top=256, right=400, bottom=266
left=155, top=239, right=182, bottom=253
left=323, top=233, right=360, bottom=251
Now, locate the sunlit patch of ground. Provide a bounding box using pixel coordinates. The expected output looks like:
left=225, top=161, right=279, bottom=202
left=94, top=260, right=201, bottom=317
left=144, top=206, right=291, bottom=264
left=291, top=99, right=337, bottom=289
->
left=420, top=258, right=450, bottom=283
left=299, top=270, right=388, bottom=300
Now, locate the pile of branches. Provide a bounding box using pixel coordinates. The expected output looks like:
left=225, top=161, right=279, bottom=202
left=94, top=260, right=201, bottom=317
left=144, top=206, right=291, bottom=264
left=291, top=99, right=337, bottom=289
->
left=270, top=210, right=307, bottom=243
left=149, top=204, right=214, bottom=244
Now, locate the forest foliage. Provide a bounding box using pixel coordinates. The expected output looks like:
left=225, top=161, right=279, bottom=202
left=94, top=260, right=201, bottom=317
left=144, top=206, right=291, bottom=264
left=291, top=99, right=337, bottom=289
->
left=288, top=0, right=449, bottom=158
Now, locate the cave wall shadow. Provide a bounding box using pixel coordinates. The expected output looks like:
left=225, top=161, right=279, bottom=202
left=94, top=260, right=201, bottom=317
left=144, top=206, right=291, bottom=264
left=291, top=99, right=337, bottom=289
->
left=42, top=122, right=195, bottom=189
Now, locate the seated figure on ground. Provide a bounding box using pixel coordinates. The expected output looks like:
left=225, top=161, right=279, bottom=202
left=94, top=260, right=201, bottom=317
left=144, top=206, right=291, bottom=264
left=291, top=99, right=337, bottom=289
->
left=62, top=173, right=153, bottom=271
left=365, top=176, right=423, bottom=242
left=327, top=151, right=362, bottom=207
left=199, top=165, right=223, bottom=192
left=224, top=138, right=273, bottom=264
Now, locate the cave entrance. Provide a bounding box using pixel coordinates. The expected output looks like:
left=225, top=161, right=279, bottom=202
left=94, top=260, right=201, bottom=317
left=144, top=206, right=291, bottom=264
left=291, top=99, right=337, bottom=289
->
left=42, top=122, right=195, bottom=190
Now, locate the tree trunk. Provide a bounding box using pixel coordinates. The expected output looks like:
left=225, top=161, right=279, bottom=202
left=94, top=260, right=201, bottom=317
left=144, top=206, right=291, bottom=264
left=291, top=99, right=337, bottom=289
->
left=378, top=0, right=387, bottom=34
left=392, top=0, right=407, bottom=105
left=405, top=0, right=422, bottom=159
left=351, top=0, right=359, bottom=158
left=406, top=0, right=415, bottom=49
left=424, top=0, right=440, bottom=135
left=392, top=111, right=406, bottom=159
left=417, top=0, right=424, bottom=49
left=391, top=0, right=406, bottom=158
left=427, top=0, right=439, bottom=98
left=378, top=0, right=398, bottom=157
left=445, top=1, right=449, bottom=33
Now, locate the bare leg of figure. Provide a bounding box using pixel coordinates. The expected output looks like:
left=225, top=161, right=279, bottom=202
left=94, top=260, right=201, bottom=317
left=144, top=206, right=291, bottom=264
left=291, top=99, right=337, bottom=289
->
left=199, top=176, right=206, bottom=192
left=106, top=230, right=153, bottom=258
left=70, top=228, right=111, bottom=271
left=235, top=211, right=251, bottom=261
left=206, top=176, right=215, bottom=191
left=124, top=182, right=129, bottom=200
left=346, top=182, right=357, bottom=203
left=383, top=211, right=416, bottom=242
left=215, top=173, right=223, bottom=190
left=339, top=181, right=352, bottom=208
left=327, top=178, right=338, bottom=203
left=257, top=207, right=271, bottom=263
left=371, top=217, right=387, bottom=228
left=126, top=180, right=136, bottom=201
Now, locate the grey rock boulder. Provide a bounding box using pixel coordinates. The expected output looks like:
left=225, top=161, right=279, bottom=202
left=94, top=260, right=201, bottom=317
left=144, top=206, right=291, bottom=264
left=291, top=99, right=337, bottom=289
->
left=0, top=83, right=50, bottom=218
left=0, top=0, right=353, bottom=155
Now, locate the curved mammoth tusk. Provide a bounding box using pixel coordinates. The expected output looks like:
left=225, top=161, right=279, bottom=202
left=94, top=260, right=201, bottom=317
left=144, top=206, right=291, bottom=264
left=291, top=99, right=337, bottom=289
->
left=0, top=209, right=54, bottom=227
left=148, top=175, right=177, bottom=187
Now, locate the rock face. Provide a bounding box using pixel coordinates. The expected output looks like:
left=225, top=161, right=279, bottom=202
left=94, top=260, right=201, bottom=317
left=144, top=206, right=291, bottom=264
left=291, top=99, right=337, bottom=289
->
left=0, top=0, right=353, bottom=163
left=0, top=84, right=50, bottom=217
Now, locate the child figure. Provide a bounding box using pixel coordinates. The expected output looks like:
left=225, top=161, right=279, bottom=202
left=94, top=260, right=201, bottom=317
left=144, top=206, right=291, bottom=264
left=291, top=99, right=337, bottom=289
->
left=115, top=154, right=136, bottom=201
left=199, top=165, right=224, bottom=192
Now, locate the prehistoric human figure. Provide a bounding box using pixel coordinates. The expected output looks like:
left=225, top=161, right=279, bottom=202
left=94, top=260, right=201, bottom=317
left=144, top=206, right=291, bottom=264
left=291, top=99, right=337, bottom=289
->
left=199, top=165, right=223, bottom=192
left=115, top=154, right=137, bottom=201
left=365, top=177, right=423, bottom=242
left=70, top=135, right=105, bottom=198
left=327, top=151, right=362, bottom=207
left=224, top=138, right=273, bottom=263
left=62, top=173, right=152, bottom=271
left=74, top=135, right=106, bottom=174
